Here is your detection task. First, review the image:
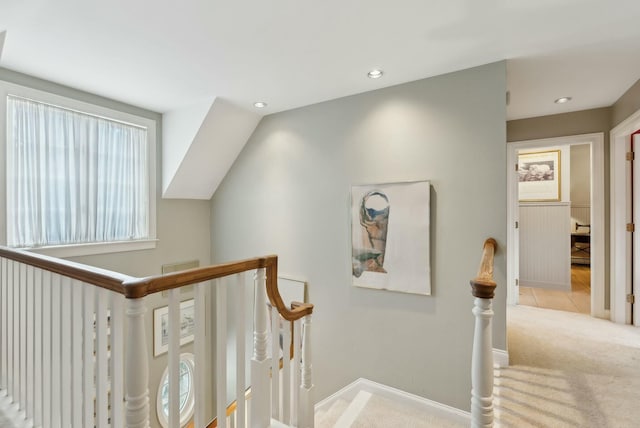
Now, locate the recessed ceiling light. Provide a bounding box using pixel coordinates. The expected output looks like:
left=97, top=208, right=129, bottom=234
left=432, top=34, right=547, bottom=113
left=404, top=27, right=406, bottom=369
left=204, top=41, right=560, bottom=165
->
left=367, top=69, right=384, bottom=79
left=253, top=101, right=267, bottom=108
left=554, top=97, right=572, bottom=104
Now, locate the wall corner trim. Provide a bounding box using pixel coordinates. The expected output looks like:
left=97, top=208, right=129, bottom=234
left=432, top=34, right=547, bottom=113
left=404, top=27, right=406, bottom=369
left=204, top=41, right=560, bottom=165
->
left=493, top=348, right=509, bottom=368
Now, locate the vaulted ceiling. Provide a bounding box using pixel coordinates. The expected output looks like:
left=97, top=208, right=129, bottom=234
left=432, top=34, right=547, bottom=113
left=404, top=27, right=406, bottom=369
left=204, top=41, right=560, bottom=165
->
left=2, top=0, right=640, bottom=197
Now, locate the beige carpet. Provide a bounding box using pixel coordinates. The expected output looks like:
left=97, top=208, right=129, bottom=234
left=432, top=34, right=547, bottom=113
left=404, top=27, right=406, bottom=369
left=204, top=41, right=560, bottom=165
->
left=315, top=391, right=467, bottom=428
left=496, top=305, right=640, bottom=428
left=347, top=393, right=466, bottom=428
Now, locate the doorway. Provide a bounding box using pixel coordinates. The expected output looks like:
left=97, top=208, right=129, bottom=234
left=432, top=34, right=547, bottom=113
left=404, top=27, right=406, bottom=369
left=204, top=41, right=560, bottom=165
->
left=507, top=133, right=606, bottom=318
left=610, top=109, right=640, bottom=326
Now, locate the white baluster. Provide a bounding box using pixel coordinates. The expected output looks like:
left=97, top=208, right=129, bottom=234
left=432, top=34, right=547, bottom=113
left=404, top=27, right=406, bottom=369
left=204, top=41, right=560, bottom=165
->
left=83, top=285, right=96, bottom=428
left=292, top=319, right=301, bottom=428
left=194, top=282, right=207, bottom=428
left=235, top=273, right=246, bottom=428
left=61, top=277, right=72, bottom=427
left=216, top=279, right=228, bottom=428
left=299, top=315, right=314, bottom=428
left=25, top=266, right=34, bottom=422
left=125, top=297, right=150, bottom=428
left=282, top=317, right=292, bottom=425
left=33, top=268, right=42, bottom=426
left=19, top=263, right=26, bottom=409
left=51, top=274, right=61, bottom=427
left=271, top=305, right=280, bottom=420
left=0, top=258, right=7, bottom=392
left=7, top=261, right=15, bottom=404
left=42, top=270, right=52, bottom=424
left=96, top=289, right=109, bottom=427
left=168, top=289, right=180, bottom=428
left=470, top=295, right=495, bottom=428
left=111, top=293, right=125, bottom=426
left=251, top=268, right=270, bottom=428
left=71, top=280, right=83, bottom=427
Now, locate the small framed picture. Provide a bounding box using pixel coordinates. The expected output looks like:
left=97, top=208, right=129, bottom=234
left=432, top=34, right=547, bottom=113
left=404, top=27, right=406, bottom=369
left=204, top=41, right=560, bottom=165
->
left=518, top=150, right=561, bottom=201
left=153, top=299, right=195, bottom=357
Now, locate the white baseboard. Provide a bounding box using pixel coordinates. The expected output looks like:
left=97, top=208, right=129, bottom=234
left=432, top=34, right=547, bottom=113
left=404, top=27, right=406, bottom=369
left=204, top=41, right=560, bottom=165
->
left=493, top=348, right=509, bottom=367
left=315, top=378, right=470, bottom=423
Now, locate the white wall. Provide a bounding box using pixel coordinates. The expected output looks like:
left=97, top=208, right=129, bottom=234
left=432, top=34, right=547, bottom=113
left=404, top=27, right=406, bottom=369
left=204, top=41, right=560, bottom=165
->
left=210, top=62, right=507, bottom=411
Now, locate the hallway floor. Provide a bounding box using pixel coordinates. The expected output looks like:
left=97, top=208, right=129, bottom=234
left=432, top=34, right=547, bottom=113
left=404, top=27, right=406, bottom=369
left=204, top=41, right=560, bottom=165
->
left=518, top=265, right=590, bottom=314
left=498, top=305, right=640, bottom=427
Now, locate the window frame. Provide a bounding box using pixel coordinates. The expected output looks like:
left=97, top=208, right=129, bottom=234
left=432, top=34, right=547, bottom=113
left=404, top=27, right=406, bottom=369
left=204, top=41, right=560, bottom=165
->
left=1, top=81, right=157, bottom=257
left=156, top=353, right=196, bottom=428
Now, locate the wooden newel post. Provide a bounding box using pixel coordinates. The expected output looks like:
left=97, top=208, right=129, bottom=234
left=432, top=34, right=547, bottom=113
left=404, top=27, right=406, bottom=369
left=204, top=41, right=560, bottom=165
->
left=470, top=238, right=497, bottom=428
left=125, top=297, right=150, bottom=428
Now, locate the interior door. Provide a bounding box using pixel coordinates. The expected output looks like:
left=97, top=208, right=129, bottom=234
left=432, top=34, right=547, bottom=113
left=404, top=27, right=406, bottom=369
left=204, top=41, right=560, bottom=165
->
left=507, top=145, right=520, bottom=305
left=514, top=153, right=520, bottom=305
left=633, top=132, right=640, bottom=326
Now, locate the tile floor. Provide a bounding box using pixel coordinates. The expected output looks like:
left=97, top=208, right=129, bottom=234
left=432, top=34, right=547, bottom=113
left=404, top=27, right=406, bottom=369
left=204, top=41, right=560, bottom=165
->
left=518, top=265, right=591, bottom=314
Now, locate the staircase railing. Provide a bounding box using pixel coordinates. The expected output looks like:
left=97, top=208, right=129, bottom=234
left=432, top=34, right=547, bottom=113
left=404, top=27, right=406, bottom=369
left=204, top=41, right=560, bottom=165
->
left=0, top=246, right=314, bottom=428
left=469, top=238, right=498, bottom=428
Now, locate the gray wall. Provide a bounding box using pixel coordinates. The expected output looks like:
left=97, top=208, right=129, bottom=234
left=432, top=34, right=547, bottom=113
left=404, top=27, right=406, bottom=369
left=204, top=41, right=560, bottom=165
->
left=570, top=144, right=591, bottom=205
left=507, top=107, right=611, bottom=143
left=0, top=68, right=212, bottom=427
left=612, top=78, right=640, bottom=128
left=210, top=62, right=507, bottom=410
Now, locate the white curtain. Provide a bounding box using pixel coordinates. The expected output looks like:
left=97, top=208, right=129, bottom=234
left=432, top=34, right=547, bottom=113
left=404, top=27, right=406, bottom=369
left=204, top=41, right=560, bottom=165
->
left=7, top=96, right=149, bottom=247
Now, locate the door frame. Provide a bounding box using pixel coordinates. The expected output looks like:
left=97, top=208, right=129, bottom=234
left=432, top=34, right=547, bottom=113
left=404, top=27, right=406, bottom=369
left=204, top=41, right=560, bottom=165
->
left=610, top=109, right=640, bottom=325
left=507, top=133, right=606, bottom=318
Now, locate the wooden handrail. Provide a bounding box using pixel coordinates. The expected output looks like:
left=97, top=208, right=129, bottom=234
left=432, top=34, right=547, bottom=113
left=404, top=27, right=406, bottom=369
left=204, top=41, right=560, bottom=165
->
left=0, top=246, right=313, bottom=320
left=264, top=257, right=314, bottom=321
left=470, top=238, right=497, bottom=299
left=125, top=255, right=313, bottom=320
left=123, top=256, right=276, bottom=298
left=0, top=246, right=133, bottom=294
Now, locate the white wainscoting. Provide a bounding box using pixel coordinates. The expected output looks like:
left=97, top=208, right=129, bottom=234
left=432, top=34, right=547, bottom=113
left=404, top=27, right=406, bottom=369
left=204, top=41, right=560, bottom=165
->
left=520, top=203, right=571, bottom=290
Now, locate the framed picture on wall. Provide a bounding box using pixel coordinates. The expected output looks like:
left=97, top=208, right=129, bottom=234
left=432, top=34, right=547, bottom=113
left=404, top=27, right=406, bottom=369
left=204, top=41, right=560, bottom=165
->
left=153, top=299, right=195, bottom=357
left=518, top=150, right=561, bottom=201
left=351, top=180, right=431, bottom=295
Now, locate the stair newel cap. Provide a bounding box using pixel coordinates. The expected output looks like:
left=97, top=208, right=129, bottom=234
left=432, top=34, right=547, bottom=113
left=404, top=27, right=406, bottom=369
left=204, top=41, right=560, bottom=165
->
left=470, top=238, right=497, bottom=299
left=470, top=279, right=497, bottom=299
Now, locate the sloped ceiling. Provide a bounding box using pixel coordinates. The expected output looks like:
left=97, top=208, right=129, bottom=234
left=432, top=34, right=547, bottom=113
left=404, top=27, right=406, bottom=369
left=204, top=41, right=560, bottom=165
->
left=162, top=98, right=261, bottom=200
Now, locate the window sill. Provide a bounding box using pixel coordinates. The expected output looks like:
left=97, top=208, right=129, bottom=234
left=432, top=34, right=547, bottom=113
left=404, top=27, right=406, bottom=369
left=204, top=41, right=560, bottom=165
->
left=23, top=239, right=158, bottom=258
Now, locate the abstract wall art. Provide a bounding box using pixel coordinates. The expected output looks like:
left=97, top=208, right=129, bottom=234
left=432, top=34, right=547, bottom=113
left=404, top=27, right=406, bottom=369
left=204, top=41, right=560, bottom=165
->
left=351, top=180, right=431, bottom=295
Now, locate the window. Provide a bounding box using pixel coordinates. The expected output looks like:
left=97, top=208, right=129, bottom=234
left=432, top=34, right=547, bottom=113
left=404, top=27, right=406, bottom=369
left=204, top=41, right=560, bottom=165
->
left=4, top=85, right=156, bottom=257
left=156, top=353, right=195, bottom=428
